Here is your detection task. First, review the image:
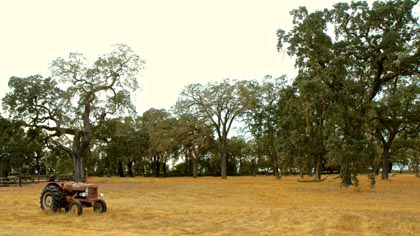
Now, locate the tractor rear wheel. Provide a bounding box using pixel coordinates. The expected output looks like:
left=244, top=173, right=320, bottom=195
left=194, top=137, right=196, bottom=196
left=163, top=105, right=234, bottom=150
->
left=69, top=200, right=83, bottom=216
left=40, top=185, right=63, bottom=212
left=93, top=199, right=107, bottom=213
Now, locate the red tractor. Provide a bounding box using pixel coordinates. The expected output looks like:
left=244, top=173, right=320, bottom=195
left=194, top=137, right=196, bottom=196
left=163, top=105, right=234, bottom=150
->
left=40, top=181, right=107, bottom=215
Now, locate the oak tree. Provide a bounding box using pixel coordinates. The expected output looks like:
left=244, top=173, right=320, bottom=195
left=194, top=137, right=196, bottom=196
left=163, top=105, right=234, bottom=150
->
left=277, top=0, right=420, bottom=185
left=176, top=79, right=246, bottom=179
left=3, top=44, right=143, bottom=182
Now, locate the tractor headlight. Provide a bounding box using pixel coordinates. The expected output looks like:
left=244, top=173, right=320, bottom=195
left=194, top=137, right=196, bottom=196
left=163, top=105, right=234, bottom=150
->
left=99, top=193, right=104, bottom=198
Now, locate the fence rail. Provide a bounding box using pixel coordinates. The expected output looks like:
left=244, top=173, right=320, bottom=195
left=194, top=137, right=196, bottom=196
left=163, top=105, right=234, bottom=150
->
left=0, top=177, right=19, bottom=187
left=0, top=175, right=73, bottom=187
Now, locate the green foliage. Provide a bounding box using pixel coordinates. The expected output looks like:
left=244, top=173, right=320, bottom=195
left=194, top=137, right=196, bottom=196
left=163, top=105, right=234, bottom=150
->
left=173, top=113, right=214, bottom=177
left=2, top=1, right=419, bottom=182
left=277, top=0, right=420, bottom=185
left=93, top=116, right=150, bottom=177
left=141, top=108, right=177, bottom=177
left=2, top=44, right=144, bottom=181
left=0, top=118, right=46, bottom=176
left=176, top=79, right=247, bottom=179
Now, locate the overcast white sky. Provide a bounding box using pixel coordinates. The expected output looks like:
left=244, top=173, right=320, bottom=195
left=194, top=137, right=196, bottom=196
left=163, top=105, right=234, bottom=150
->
left=0, top=0, right=402, bottom=114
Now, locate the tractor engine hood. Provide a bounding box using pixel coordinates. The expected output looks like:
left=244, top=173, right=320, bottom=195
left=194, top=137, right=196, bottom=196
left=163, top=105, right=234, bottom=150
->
left=63, top=182, right=97, bottom=191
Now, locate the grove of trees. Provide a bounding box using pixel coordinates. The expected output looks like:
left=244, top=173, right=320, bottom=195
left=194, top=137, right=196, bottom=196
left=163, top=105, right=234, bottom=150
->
left=1, top=0, right=419, bottom=187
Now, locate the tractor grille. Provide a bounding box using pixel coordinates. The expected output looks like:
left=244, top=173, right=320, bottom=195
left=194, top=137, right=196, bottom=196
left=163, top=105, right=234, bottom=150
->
left=87, top=185, right=98, bottom=201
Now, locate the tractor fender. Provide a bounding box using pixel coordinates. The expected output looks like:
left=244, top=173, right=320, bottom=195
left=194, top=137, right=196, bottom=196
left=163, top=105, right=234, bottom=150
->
left=44, top=182, right=65, bottom=191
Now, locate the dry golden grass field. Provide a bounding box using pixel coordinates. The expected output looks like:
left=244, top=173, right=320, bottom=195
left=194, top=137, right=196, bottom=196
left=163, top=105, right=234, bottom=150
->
left=1, top=175, right=420, bottom=236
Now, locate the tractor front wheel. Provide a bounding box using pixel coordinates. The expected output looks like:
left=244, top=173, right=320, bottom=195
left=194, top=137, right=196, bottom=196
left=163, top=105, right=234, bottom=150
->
left=93, top=199, right=107, bottom=213
left=69, top=200, right=83, bottom=216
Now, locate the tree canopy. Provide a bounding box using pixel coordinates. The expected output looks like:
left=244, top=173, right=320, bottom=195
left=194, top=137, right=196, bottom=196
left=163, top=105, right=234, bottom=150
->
left=2, top=44, right=144, bottom=181
left=277, top=0, right=420, bottom=185
left=1, top=1, right=419, bottom=185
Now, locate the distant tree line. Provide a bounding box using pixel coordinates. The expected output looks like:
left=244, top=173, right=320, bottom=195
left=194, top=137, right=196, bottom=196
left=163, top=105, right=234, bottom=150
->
left=1, top=0, right=419, bottom=187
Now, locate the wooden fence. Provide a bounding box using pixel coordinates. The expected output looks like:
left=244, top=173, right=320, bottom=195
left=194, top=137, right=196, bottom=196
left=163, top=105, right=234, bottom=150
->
left=0, top=177, right=19, bottom=187
left=0, top=175, right=73, bottom=187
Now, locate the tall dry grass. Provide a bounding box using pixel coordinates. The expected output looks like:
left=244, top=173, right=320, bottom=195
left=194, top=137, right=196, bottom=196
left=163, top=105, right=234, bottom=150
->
left=0, top=175, right=419, bottom=235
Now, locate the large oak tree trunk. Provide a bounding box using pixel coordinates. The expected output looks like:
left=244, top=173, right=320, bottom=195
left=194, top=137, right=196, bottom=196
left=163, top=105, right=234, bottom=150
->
left=152, top=156, right=160, bottom=177
left=192, top=153, right=198, bottom=178
left=118, top=161, right=125, bottom=177
left=414, top=161, right=420, bottom=177
left=381, top=146, right=390, bottom=180
left=272, top=153, right=280, bottom=180
left=193, top=159, right=198, bottom=178
left=163, top=161, right=167, bottom=177
left=220, top=140, right=227, bottom=179
left=127, top=160, right=134, bottom=177
left=314, top=155, right=322, bottom=182
left=72, top=153, right=85, bottom=182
